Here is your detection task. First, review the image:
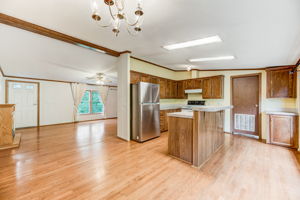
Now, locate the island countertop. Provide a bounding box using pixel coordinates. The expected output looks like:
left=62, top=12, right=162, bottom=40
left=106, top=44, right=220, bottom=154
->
left=192, top=105, right=233, bottom=112
left=167, top=106, right=233, bottom=119
left=167, top=111, right=193, bottom=119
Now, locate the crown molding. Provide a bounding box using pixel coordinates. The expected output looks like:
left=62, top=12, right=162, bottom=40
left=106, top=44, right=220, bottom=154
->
left=1, top=14, right=298, bottom=73
left=296, top=58, right=300, bottom=66
left=0, top=13, right=124, bottom=57
left=0, top=66, right=5, bottom=77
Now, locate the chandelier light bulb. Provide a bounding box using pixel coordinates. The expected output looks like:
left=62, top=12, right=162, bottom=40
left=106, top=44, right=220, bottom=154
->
left=187, top=66, right=192, bottom=71
left=135, top=9, right=144, bottom=16
left=117, top=13, right=124, bottom=20
left=92, top=12, right=101, bottom=21
left=90, top=0, right=144, bottom=36
left=104, top=0, right=114, bottom=6
left=134, top=26, right=142, bottom=32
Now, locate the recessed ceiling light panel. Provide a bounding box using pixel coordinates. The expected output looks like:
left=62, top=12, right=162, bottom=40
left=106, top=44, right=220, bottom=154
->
left=163, top=35, right=222, bottom=50
left=189, top=56, right=235, bottom=62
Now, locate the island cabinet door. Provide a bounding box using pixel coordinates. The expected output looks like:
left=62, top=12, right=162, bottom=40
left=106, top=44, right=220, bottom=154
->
left=168, top=116, right=193, bottom=163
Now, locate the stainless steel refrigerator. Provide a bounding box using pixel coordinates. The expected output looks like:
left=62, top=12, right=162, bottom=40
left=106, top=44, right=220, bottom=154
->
left=131, top=82, right=160, bottom=142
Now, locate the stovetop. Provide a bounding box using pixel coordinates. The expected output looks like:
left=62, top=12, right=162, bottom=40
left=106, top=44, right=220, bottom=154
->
left=187, top=100, right=205, bottom=106
left=182, top=101, right=206, bottom=110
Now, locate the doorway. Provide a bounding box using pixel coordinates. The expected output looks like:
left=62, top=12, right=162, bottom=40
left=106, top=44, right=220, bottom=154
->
left=231, top=74, right=261, bottom=138
left=106, top=87, right=117, bottom=118
left=5, top=80, right=40, bottom=128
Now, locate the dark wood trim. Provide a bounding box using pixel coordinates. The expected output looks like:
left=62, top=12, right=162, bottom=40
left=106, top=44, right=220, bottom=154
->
left=190, top=68, right=266, bottom=72
left=5, top=79, right=40, bottom=127
left=296, top=58, right=300, bottom=66
left=230, top=73, right=262, bottom=139
left=265, top=65, right=296, bottom=71
left=120, top=50, right=132, bottom=54
left=0, top=67, right=5, bottom=77
left=132, top=56, right=297, bottom=72
left=0, top=13, right=122, bottom=57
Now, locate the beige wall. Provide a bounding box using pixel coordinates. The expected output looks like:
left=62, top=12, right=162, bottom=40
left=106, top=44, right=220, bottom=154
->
left=130, top=58, right=298, bottom=141
left=130, top=58, right=191, bottom=80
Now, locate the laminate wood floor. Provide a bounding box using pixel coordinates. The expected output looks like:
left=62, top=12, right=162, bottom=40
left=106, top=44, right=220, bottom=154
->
left=0, top=119, right=300, bottom=200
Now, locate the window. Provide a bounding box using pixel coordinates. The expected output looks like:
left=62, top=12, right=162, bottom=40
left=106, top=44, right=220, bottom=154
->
left=13, top=84, right=22, bottom=89
left=78, top=90, right=104, bottom=114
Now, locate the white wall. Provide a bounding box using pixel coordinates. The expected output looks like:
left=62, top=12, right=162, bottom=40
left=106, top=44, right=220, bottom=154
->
left=117, top=53, right=130, bottom=141
left=0, top=77, right=117, bottom=126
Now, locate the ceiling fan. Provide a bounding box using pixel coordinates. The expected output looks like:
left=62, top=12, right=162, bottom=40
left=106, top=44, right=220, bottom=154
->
left=86, top=73, right=113, bottom=85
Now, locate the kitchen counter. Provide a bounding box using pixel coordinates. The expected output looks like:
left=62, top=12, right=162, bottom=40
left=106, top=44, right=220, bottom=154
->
left=193, top=105, right=233, bottom=112
left=167, top=111, right=193, bottom=119
left=265, top=111, right=298, bottom=116
left=160, top=104, right=184, bottom=110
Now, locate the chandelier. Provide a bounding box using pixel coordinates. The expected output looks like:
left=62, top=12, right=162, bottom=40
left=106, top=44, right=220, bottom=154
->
left=90, top=0, right=144, bottom=36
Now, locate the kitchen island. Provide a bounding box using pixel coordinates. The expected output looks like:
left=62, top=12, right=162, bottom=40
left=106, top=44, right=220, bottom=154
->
left=167, top=106, right=232, bottom=167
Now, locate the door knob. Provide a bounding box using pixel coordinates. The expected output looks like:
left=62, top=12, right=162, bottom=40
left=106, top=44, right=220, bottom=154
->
left=255, top=104, right=258, bottom=107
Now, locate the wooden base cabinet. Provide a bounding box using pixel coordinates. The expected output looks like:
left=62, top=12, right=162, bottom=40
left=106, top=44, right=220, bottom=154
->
left=269, top=114, right=298, bottom=148
left=0, top=104, right=21, bottom=150
left=160, top=109, right=181, bottom=132
left=168, top=116, right=193, bottom=164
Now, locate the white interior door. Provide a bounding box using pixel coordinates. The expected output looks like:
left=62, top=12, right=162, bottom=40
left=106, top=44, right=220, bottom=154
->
left=106, top=88, right=117, bottom=118
left=8, top=81, right=38, bottom=128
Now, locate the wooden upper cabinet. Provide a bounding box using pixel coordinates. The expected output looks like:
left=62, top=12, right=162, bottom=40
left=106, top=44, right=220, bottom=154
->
left=269, top=114, right=298, bottom=148
left=186, top=79, right=195, bottom=89
left=131, top=71, right=222, bottom=99
left=130, top=71, right=141, bottom=84
left=202, top=78, right=212, bottom=99
left=202, top=76, right=224, bottom=99
left=158, top=78, right=167, bottom=99
left=211, top=76, right=223, bottom=98
left=177, top=81, right=185, bottom=99
left=172, top=81, right=178, bottom=98
left=194, top=79, right=202, bottom=89
left=166, top=80, right=173, bottom=98
left=150, top=77, right=159, bottom=84
left=267, top=66, right=297, bottom=98
left=141, top=74, right=151, bottom=83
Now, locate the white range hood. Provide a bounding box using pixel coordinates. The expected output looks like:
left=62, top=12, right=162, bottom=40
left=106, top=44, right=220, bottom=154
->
left=184, top=89, right=202, bottom=94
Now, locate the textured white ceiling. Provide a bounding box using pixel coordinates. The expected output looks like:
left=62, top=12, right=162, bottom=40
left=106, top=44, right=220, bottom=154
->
left=0, top=24, right=118, bottom=84
left=0, top=0, right=300, bottom=71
